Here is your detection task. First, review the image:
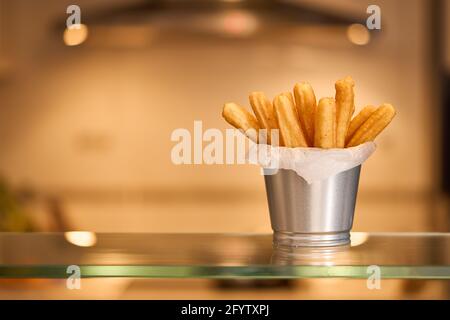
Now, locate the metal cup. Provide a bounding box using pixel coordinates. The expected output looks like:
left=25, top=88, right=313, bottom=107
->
left=264, top=166, right=361, bottom=247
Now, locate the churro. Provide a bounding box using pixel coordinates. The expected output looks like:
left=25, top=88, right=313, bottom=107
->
left=281, top=91, right=295, bottom=106
left=335, top=76, right=355, bottom=148
left=222, top=102, right=260, bottom=142
left=273, top=94, right=308, bottom=148
left=294, top=82, right=316, bottom=146
left=314, top=97, right=336, bottom=149
left=222, top=77, right=395, bottom=149
left=346, top=103, right=396, bottom=147
left=346, top=105, right=377, bottom=144
left=249, top=92, right=280, bottom=145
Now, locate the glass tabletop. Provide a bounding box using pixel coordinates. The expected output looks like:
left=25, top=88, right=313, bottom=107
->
left=0, top=232, right=449, bottom=279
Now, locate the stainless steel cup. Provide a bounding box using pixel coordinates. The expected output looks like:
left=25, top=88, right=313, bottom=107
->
left=264, top=166, right=361, bottom=247
left=271, top=245, right=350, bottom=265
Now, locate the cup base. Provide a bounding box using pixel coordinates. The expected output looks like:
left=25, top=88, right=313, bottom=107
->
left=273, top=231, right=350, bottom=247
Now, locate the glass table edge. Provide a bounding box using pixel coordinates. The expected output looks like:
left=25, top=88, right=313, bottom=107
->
left=0, top=265, right=449, bottom=279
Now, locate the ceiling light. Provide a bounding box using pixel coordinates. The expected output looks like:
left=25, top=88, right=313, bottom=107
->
left=347, top=23, right=370, bottom=46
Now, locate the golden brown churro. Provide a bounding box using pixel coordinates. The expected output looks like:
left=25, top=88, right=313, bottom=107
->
left=221, top=78, right=395, bottom=149
left=335, top=76, right=355, bottom=148
left=281, top=91, right=295, bottom=106
left=294, top=82, right=316, bottom=146
left=249, top=92, right=280, bottom=145
left=314, top=97, right=336, bottom=149
left=346, top=105, right=377, bottom=144
left=273, top=94, right=308, bottom=148
left=346, top=104, right=396, bottom=147
left=222, top=102, right=260, bottom=142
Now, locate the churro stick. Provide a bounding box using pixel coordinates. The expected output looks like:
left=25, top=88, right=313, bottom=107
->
left=281, top=91, right=295, bottom=106
left=335, top=76, right=355, bottom=148
left=273, top=94, right=308, bottom=148
left=249, top=92, right=282, bottom=145
left=222, top=102, right=260, bottom=142
left=294, top=82, right=316, bottom=146
left=346, top=105, right=377, bottom=144
left=346, top=103, right=396, bottom=147
left=314, top=97, right=336, bottom=149
left=274, top=91, right=294, bottom=145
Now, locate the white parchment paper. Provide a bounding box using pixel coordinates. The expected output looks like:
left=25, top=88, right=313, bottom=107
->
left=248, top=142, right=376, bottom=184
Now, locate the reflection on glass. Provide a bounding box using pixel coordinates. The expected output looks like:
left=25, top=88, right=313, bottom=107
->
left=271, top=245, right=351, bottom=266
left=350, top=232, right=369, bottom=247
left=64, top=231, right=97, bottom=247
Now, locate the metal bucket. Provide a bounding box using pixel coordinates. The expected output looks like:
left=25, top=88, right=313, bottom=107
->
left=264, top=166, right=361, bottom=247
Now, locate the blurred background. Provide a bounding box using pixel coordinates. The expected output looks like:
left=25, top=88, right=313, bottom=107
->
left=0, top=0, right=449, bottom=299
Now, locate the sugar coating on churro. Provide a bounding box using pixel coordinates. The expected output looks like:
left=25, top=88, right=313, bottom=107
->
left=335, top=76, right=355, bottom=148
left=346, top=105, right=377, bottom=144
left=294, top=82, right=316, bottom=146
left=222, top=102, right=260, bottom=142
left=281, top=91, right=295, bottom=107
left=314, top=97, right=336, bottom=149
left=273, top=94, right=308, bottom=148
left=346, top=103, right=396, bottom=147
left=249, top=92, right=280, bottom=145
left=221, top=78, right=396, bottom=149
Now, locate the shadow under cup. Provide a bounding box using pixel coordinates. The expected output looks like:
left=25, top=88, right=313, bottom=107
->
left=264, top=166, right=361, bottom=247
